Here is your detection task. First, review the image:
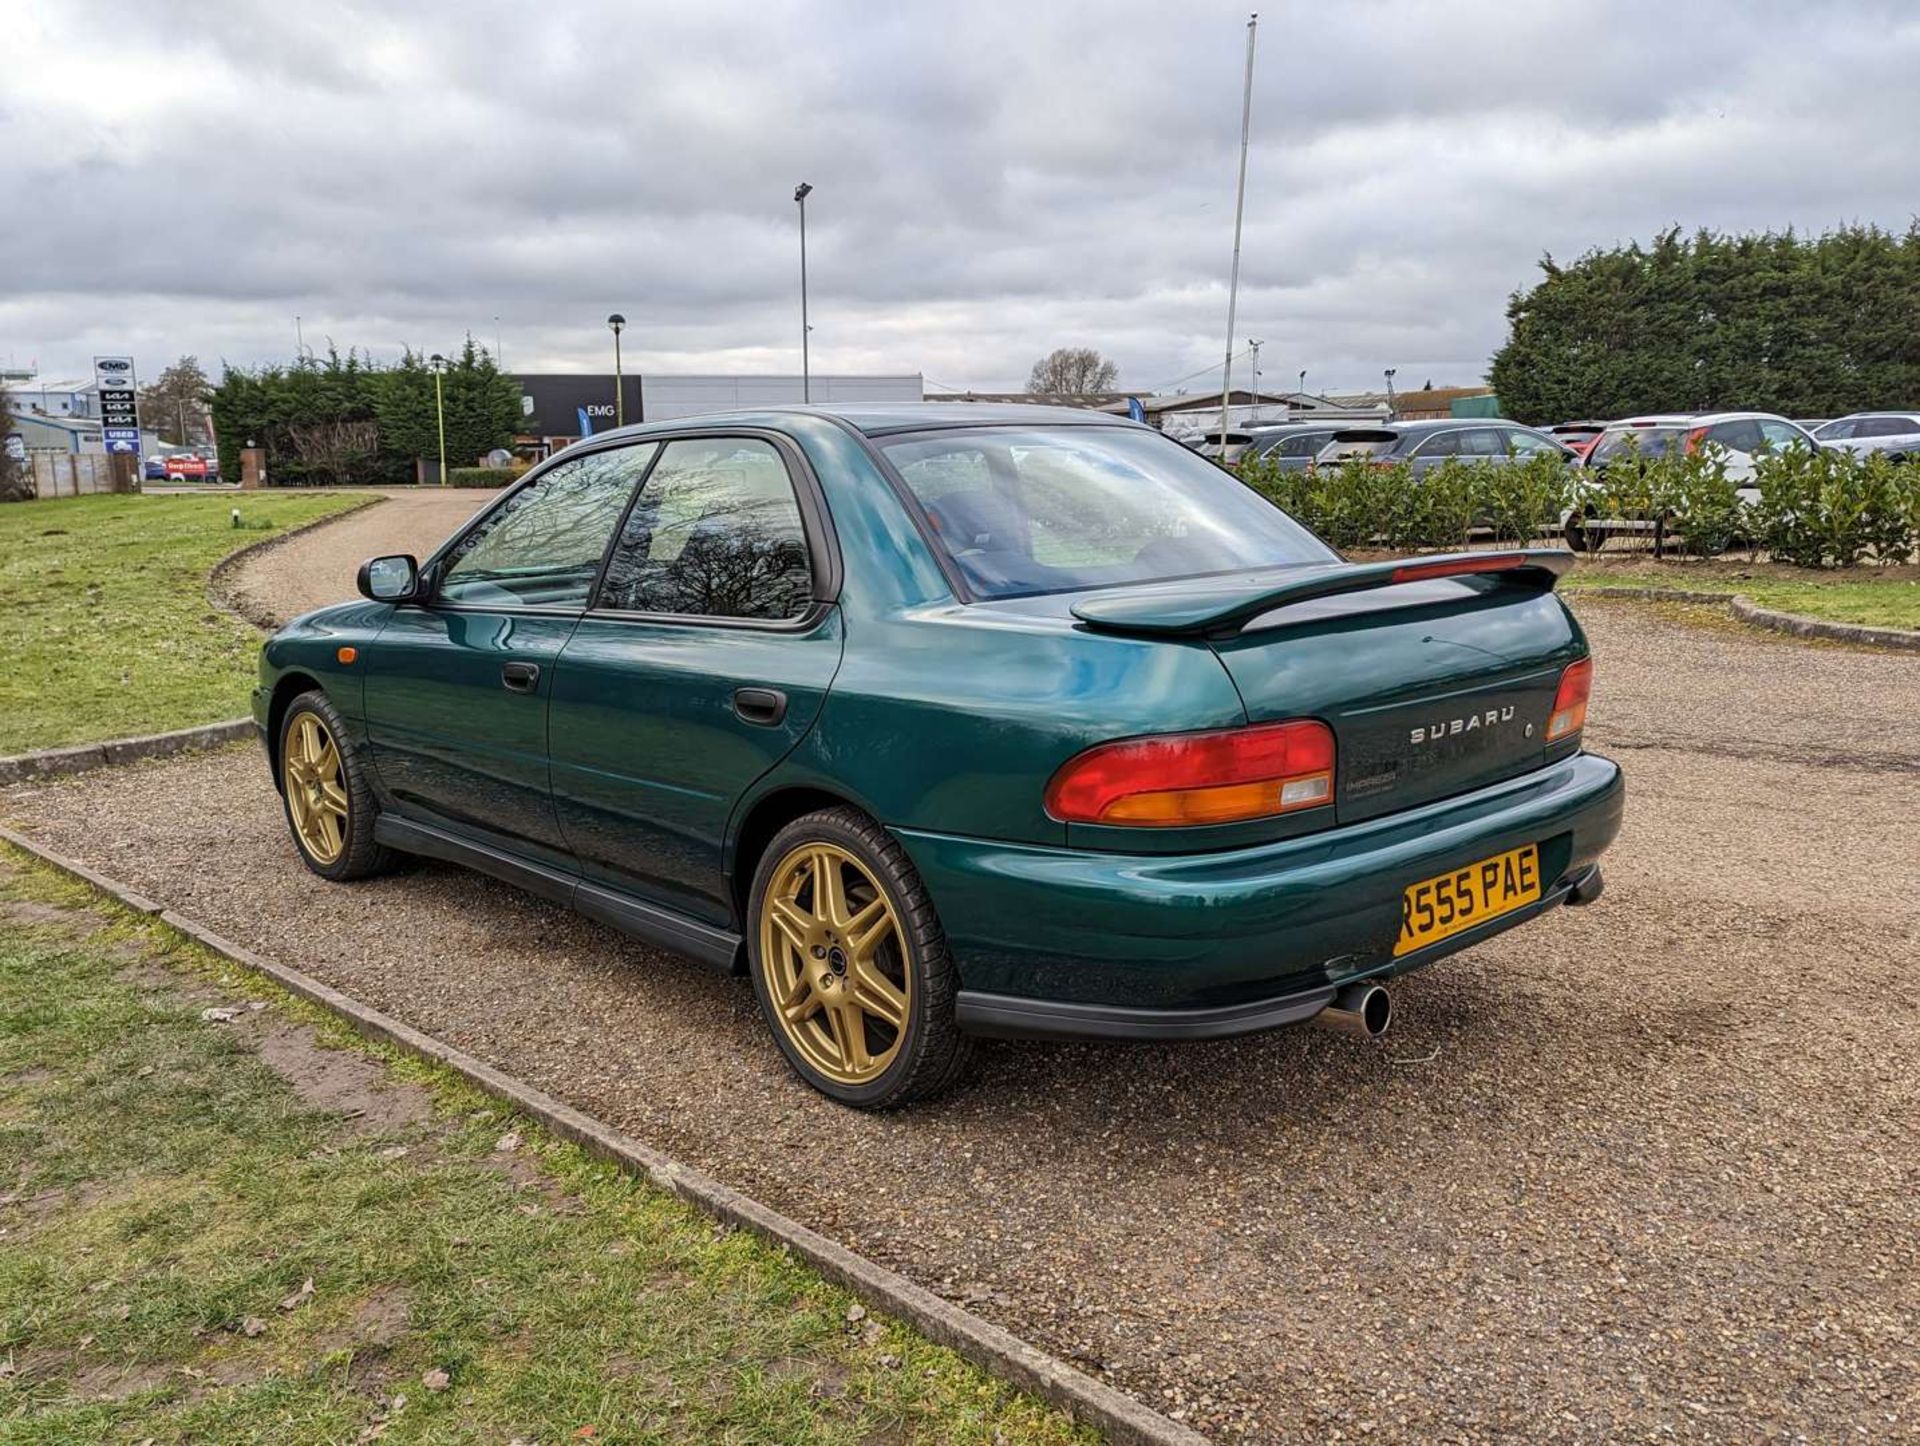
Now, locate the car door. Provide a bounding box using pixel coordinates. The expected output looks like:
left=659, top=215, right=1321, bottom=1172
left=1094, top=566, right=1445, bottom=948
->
left=1409, top=429, right=1461, bottom=477
left=361, top=443, right=657, bottom=867
left=547, top=433, right=845, bottom=928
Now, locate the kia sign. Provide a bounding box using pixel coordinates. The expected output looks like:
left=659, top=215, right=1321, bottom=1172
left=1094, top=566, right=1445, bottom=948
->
left=93, top=355, right=141, bottom=456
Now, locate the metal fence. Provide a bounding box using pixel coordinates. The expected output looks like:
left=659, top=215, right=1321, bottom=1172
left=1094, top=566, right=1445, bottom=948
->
left=29, top=453, right=124, bottom=498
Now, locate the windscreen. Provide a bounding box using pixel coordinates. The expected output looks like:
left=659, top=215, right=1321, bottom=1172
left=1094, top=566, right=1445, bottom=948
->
left=878, top=425, right=1336, bottom=600
left=1588, top=427, right=1685, bottom=463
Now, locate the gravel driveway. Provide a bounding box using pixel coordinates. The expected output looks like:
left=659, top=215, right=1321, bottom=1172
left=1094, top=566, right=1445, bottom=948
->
left=5, top=600, right=1916, bottom=1442
left=222, top=489, right=497, bottom=625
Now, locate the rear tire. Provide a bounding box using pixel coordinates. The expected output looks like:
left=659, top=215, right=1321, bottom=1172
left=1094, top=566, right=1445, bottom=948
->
left=277, top=690, right=396, bottom=882
left=747, top=807, right=973, bottom=1109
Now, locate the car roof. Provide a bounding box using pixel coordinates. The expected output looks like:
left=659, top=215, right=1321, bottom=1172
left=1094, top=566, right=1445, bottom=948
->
left=574, top=402, right=1144, bottom=444
left=1829, top=410, right=1920, bottom=421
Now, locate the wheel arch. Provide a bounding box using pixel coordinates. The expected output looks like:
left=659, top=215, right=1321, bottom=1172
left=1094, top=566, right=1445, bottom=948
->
left=265, top=670, right=325, bottom=790
left=726, top=784, right=872, bottom=940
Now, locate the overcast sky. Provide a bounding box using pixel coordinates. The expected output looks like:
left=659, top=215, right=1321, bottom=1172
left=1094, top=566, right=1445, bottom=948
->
left=6, top=0, right=1918, bottom=396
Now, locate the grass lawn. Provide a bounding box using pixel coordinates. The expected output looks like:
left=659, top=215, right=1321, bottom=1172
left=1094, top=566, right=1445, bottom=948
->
left=0, top=492, right=370, bottom=755
left=0, top=847, right=1092, bottom=1444
left=1562, top=558, right=1920, bottom=631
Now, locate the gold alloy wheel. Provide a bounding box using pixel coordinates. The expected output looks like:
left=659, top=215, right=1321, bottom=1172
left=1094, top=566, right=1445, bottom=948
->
left=283, top=712, right=349, bottom=865
left=758, top=842, right=912, bottom=1086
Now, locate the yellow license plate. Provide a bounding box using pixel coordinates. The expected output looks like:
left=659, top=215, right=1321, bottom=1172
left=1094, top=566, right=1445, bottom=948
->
left=1395, top=843, right=1541, bottom=956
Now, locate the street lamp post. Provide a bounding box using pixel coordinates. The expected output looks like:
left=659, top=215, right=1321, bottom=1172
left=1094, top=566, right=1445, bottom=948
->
left=607, top=314, right=626, bottom=428
left=1384, top=368, right=1398, bottom=419
left=794, top=182, right=813, bottom=402
left=429, top=353, right=448, bottom=487
left=1298, top=368, right=1307, bottom=397
left=1248, top=338, right=1263, bottom=407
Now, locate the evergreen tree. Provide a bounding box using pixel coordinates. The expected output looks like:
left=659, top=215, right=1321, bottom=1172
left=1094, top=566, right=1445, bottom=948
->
left=1490, top=224, right=1920, bottom=423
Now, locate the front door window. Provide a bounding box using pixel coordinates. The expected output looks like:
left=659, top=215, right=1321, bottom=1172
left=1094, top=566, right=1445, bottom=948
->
left=438, top=444, right=658, bottom=609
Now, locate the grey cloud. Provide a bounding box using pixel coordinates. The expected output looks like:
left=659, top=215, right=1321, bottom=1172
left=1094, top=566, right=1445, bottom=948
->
left=6, top=0, right=1919, bottom=394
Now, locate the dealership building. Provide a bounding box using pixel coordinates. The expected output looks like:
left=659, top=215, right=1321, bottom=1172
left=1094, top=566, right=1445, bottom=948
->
left=510, top=372, right=923, bottom=455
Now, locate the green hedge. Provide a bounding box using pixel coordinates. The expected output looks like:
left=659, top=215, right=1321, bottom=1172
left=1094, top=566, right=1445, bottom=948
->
left=1237, top=446, right=1920, bottom=566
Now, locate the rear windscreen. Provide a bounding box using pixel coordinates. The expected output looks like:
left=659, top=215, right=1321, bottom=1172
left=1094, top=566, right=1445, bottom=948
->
left=1319, top=433, right=1399, bottom=460
left=1588, top=427, right=1684, bottom=463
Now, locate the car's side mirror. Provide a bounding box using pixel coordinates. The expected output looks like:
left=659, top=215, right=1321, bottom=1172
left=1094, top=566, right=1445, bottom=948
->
left=357, top=554, right=420, bottom=602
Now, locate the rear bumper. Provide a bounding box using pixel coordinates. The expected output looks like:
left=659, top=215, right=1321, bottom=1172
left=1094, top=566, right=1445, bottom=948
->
left=894, top=750, right=1623, bottom=1035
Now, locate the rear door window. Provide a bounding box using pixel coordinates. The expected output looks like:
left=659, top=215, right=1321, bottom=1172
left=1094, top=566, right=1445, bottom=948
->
left=1413, top=431, right=1463, bottom=458
left=596, top=437, right=814, bottom=620
left=1856, top=416, right=1916, bottom=438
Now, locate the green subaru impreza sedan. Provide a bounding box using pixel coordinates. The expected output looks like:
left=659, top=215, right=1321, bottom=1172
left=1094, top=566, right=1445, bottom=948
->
left=255, top=404, right=1622, bottom=1108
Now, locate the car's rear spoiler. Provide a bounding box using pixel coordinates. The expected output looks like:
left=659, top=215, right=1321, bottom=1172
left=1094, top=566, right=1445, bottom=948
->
left=1068, top=549, right=1574, bottom=638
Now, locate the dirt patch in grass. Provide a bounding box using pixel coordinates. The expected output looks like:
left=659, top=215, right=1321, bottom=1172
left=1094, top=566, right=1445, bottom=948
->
left=251, top=1022, right=432, bottom=1135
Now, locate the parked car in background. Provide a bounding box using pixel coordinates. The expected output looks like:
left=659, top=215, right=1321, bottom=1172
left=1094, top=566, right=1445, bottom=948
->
left=1564, top=412, right=1818, bottom=551
left=1197, top=430, right=1256, bottom=466
left=1547, top=422, right=1608, bottom=459
left=1315, top=420, right=1577, bottom=474
left=255, top=403, right=1620, bottom=1108
left=1240, top=422, right=1354, bottom=471
left=1812, top=412, right=1920, bottom=459
left=1582, top=413, right=1815, bottom=484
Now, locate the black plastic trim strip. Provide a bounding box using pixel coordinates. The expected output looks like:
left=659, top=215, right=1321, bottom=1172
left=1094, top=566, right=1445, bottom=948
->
left=373, top=815, right=742, bottom=973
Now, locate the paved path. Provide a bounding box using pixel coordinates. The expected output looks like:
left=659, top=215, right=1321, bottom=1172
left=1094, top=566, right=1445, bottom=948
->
left=5, top=600, right=1917, bottom=1442
left=225, top=489, right=497, bottom=626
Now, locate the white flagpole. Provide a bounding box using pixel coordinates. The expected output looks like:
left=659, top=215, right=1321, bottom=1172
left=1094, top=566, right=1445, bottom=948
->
left=1220, top=12, right=1259, bottom=444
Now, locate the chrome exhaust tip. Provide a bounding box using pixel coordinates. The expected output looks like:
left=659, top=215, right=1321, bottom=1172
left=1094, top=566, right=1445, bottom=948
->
left=1313, top=982, right=1392, bottom=1039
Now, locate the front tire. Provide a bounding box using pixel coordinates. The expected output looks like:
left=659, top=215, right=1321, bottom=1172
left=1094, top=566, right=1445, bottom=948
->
left=747, top=807, right=973, bottom=1109
left=278, top=690, right=395, bottom=881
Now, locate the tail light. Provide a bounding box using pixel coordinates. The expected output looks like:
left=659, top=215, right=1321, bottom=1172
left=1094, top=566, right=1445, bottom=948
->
left=1685, top=426, right=1709, bottom=455
left=1547, top=658, right=1592, bottom=742
left=1045, top=719, right=1335, bottom=827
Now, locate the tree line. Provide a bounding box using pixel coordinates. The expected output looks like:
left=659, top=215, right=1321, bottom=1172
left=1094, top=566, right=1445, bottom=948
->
left=208, top=338, right=522, bottom=486
left=1490, top=224, right=1920, bottom=425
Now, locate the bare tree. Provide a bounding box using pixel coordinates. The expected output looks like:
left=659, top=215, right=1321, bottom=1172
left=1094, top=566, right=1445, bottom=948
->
left=287, top=419, right=380, bottom=487
left=1026, top=347, right=1119, bottom=396
left=139, top=356, right=213, bottom=447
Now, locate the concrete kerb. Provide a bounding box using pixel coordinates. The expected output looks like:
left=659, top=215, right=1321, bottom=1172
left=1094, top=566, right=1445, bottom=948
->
left=0, top=821, right=1210, bottom=1446
left=1572, top=584, right=1920, bottom=651
left=0, top=719, right=257, bottom=787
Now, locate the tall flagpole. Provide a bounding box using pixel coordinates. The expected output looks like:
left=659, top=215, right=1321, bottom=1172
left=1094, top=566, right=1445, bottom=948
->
left=1220, top=12, right=1259, bottom=443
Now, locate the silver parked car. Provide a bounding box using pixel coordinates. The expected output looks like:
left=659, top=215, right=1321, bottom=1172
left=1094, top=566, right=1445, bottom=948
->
left=1313, top=420, right=1575, bottom=475
left=1812, top=412, right=1920, bottom=460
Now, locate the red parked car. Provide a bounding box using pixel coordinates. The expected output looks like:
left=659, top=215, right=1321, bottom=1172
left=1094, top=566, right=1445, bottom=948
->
left=1546, top=423, right=1607, bottom=460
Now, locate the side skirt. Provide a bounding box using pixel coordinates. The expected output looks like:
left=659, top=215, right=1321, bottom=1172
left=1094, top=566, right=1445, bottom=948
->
left=373, top=815, right=742, bottom=974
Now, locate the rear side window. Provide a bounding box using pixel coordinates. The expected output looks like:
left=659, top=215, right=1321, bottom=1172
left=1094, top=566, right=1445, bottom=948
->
left=1707, top=419, right=1764, bottom=453
left=597, top=437, right=814, bottom=620
left=438, top=444, right=657, bottom=609
left=1415, top=431, right=1462, bottom=459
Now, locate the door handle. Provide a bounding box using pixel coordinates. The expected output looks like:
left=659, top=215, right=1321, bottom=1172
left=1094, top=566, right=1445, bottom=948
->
left=501, top=661, right=541, bottom=694
left=733, top=687, right=788, bottom=726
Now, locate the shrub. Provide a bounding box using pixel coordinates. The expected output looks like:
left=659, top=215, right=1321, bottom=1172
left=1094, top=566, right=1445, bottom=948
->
left=1238, top=442, right=1920, bottom=566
